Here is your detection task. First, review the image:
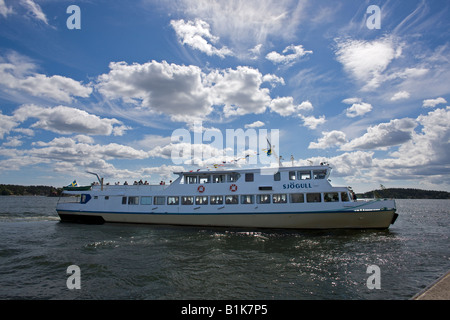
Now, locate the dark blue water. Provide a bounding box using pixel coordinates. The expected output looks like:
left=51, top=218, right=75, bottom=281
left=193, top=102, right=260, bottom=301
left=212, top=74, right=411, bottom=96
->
left=0, top=196, right=448, bottom=300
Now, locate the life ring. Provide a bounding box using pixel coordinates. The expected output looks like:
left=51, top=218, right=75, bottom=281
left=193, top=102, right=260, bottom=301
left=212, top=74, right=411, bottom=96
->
left=230, top=184, right=238, bottom=192
left=198, top=185, right=205, bottom=193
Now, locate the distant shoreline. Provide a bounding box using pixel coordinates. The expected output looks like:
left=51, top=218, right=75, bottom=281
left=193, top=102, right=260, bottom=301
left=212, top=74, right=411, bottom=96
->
left=1, top=184, right=449, bottom=199
left=357, top=188, right=450, bottom=199
left=0, top=184, right=62, bottom=197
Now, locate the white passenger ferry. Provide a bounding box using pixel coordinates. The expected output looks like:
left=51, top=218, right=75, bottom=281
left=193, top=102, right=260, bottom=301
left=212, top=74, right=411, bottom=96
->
left=56, top=164, right=398, bottom=229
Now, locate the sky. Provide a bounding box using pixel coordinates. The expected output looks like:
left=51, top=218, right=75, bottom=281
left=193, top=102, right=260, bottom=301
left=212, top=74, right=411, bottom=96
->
left=0, top=0, right=449, bottom=192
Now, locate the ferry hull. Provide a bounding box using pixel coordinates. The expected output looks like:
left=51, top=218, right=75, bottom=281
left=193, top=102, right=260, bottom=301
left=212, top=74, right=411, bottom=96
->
left=57, top=209, right=397, bottom=229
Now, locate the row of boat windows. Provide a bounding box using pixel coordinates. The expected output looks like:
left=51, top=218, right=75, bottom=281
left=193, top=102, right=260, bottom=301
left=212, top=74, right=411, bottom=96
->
left=182, top=169, right=328, bottom=185
left=119, top=192, right=350, bottom=206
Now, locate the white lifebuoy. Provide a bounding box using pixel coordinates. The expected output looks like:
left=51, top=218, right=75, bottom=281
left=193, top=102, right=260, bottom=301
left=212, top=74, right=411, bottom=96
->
left=230, top=184, right=237, bottom=192
left=198, top=185, right=205, bottom=193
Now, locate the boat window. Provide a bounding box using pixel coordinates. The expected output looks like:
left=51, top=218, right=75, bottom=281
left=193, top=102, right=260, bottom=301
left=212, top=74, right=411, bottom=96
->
left=181, top=196, right=194, bottom=205
left=298, top=171, right=311, bottom=180
left=324, top=192, right=339, bottom=202
left=122, top=196, right=127, bottom=205
left=241, top=195, right=254, bottom=204
left=199, top=175, right=210, bottom=184
left=289, top=171, right=296, bottom=180
left=154, top=196, right=165, bottom=205
left=167, top=196, right=179, bottom=205
left=210, top=195, right=223, bottom=205
left=185, top=176, right=198, bottom=184
left=273, top=194, right=287, bottom=203
left=140, top=196, right=152, bottom=205
left=128, top=196, right=139, bottom=205
left=225, top=195, right=238, bottom=204
left=273, top=172, right=280, bottom=181
left=195, top=196, right=208, bottom=205
left=212, top=174, right=225, bottom=183
left=313, top=170, right=327, bottom=180
left=306, top=193, right=321, bottom=203
left=105, top=196, right=109, bottom=200
left=341, top=192, right=350, bottom=202
left=245, top=173, right=254, bottom=182
left=256, top=194, right=271, bottom=204
left=290, top=193, right=304, bottom=203
left=227, top=173, right=240, bottom=182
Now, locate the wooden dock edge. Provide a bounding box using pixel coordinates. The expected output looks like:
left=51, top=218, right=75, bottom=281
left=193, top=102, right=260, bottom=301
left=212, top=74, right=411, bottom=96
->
left=412, top=270, right=450, bottom=300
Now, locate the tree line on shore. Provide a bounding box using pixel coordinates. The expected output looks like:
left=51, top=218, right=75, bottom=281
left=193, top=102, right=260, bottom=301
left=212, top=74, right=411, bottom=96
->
left=0, top=184, right=62, bottom=197
left=357, top=188, right=450, bottom=199
left=0, top=184, right=449, bottom=199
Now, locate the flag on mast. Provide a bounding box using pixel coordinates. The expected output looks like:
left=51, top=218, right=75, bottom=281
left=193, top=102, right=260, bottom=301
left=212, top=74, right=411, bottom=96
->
left=68, top=180, right=78, bottom=187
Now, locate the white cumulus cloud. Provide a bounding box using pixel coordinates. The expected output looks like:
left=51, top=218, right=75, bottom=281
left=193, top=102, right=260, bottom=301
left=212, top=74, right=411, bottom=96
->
left=300, top=115, right=326, bottom=129
left=266, top=44, right=313, bottom=65
left=390, top=91, right=410, bottom=101
left=341, top=118, right=417, bottom=151
left=0, top=52, right=92, bottom=103
left=345, top=102, right=373, bottom=118
left=309, top=130, right=347, bottom=149
left=422, top=97, right=447, bottom=108
left=170, top=19, right=233, bottom=58
left=245, top=121, right=265, bottom=128
left=97, top=60, right=213, bottom=122
left=335, top=37, right=403, bottom=91
left=13, top=104, right=129, bottom=136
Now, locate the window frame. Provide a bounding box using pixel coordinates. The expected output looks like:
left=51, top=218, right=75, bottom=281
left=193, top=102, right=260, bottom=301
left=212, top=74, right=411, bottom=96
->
left=306, top=193, right=322, bottom=203
left=289, top=171, right=296, bottom=180
left=273, top=172, right=281, bottom=181
left=167, top=196, right=179, bottom=205
left=298, top=171, right=311, bottom=180
left=241, top=195, right=254, bottom=204
left=140, top=196, right=152, bottom=205
left=181, top=196, right=194, bottom=205
left=128, top=196, right=139, bottom=205
left=256, top=194, right=271, bottom=204
left=195, top=196, right=208, bottom=205
left=341, top=192, right=350, bottom=202
left=313, top=170, right=327, bottom=180
left=154, top=196, right=165, bottom=205
left=273, top=194, right=287, bottom=203
left=324, top=192, right=339, bottom=202
left=289, top=193, right=304, bottom=203
left=210, top=195, right=224, bottom=205
left=225, top=195, right=239, bottom=204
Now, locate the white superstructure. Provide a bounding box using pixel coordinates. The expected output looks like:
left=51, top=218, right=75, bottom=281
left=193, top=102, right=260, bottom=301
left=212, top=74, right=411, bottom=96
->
left=56, top=164, right=398, bottom=229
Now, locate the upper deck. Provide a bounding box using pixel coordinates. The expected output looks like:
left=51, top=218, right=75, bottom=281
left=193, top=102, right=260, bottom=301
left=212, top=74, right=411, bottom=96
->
left=66, top=164, right=341, bottom=197
left=175, top=165, right=331, bottom=188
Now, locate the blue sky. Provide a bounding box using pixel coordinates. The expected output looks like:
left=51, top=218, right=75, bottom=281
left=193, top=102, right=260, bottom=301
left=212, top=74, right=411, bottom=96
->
left=0, top=0, right=449, bottom=192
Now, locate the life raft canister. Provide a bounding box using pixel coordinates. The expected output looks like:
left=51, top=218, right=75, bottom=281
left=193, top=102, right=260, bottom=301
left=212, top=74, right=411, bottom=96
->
left=230, top=184, right=238, bottom=192
left=198, top=185, right=205, bottom=193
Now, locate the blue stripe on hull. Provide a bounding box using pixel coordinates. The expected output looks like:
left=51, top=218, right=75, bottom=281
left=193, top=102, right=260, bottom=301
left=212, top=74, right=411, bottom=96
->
left=57, top=209, right=376, bottom=216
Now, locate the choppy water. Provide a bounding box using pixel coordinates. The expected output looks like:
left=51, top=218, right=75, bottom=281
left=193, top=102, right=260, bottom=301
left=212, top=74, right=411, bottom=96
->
left=0, top=196, right=448, bottom=300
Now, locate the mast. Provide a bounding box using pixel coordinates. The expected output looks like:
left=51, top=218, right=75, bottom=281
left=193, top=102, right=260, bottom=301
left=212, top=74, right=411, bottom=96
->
left=87, top=171, right=104, bottom=190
